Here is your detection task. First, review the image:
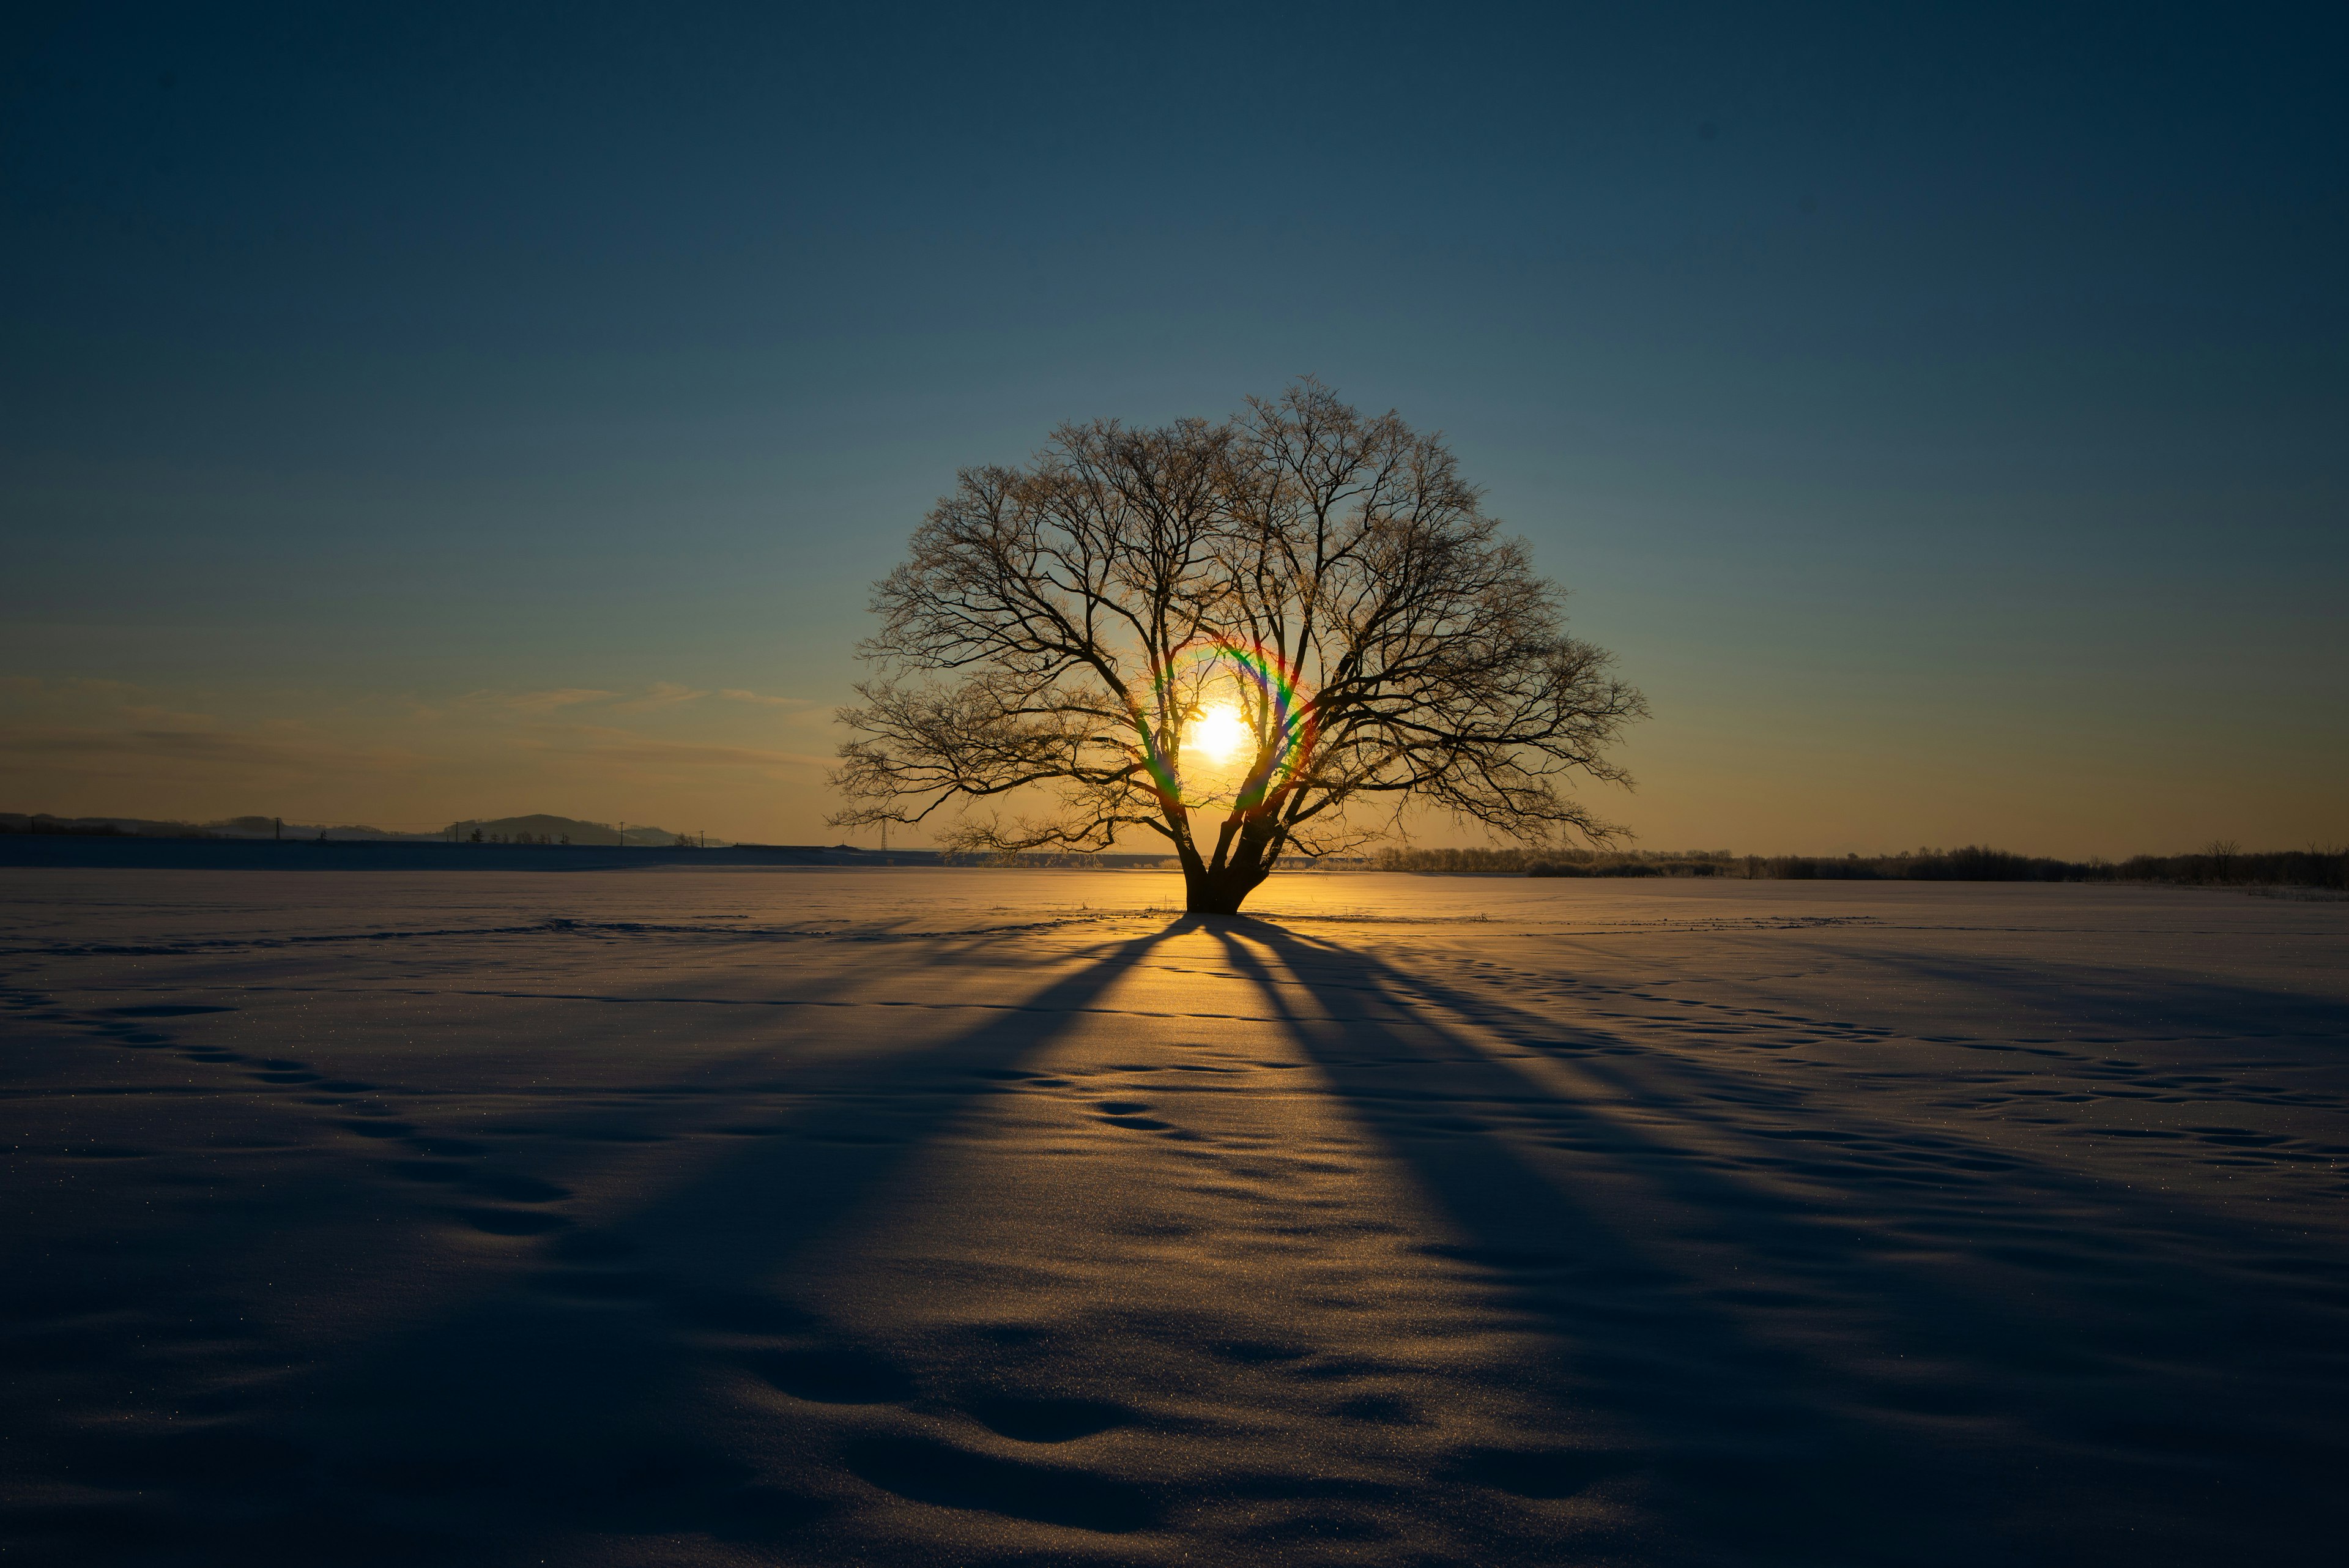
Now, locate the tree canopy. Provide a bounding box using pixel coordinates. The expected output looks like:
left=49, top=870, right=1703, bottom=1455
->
left=831, top=382, right=1649, bottom=912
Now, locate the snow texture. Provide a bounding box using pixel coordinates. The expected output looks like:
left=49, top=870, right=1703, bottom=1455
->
left=3, top=868, right=2343, bottom=1565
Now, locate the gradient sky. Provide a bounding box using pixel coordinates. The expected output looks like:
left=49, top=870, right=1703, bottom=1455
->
left=4, top=2, right=2342, bottom=854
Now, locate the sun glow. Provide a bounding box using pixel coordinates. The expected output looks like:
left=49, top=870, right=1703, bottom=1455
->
left=1188, top=704, right=1250, bottom=765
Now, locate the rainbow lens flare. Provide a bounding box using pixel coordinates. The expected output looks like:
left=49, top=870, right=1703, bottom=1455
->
left=1133, top=641, right=1318, bottom=815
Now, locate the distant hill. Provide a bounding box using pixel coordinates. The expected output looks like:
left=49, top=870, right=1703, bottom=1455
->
left=1, top=812, right=449, bottom=841
left=207, top=816, right=443, bottom=840
left=443, top=814, right=702, bottom=847
left=1, top=812, right=203, bottom=838
left=4, top=811, right=711, bottom=845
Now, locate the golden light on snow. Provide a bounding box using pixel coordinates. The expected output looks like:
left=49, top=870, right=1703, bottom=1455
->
left=1189, top=704, right=1250, bottom=765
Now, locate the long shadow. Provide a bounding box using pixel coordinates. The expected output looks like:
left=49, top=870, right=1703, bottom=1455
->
left=1825, top=942, right=2349, bottom=1074
left=13, top=917, right=1206, bottom=1566
left=1269, top=919, right=2349, bottom=1246
left=1373, top=922, right=2349, bottom=1291
left=1353, top=922, right=2349, bottom=1318
left=1212, top=919, right=2344, bottom=1567
left=1364, top=925, right=2349, bottom=1304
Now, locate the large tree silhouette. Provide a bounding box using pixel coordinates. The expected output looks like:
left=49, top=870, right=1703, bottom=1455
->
left=830, top=383, right=1648, bottom=913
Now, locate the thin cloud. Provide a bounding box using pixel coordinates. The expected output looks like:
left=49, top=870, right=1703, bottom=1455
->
left=606, top=682, right=710, bottom=713
left=0, top=725, right=420, bottom=775
left=2, top=675, right=169, bottom=707
left=122, top=704, right=221, bottom=727
left=718, top=688, right=818, bottom=710
left=454, top=687, right=620, bottom=713
left=516, top=724, right=831, bottom=770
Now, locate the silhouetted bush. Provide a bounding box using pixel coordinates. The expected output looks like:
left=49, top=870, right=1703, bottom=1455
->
left=0, top=816, right=126, bottom=836
left=1384, top=841, right=2347, bottom=888
left=1379, top=846, right=1552, bottom=873
left=1384, top=847, right=1738, bottom=878
left=2112, top=847, right=2347, bottom=890
left=1908, top=846, right=2072, bottom=880
left=0, top=814, right=209, bottom=838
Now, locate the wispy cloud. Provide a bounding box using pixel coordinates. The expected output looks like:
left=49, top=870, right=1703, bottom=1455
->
left=442, top=683, right=730, bottom=715
left=0, top=673, right=841, bottom=835
left=515, top=724, right=831, bottom=771
left=454, top=687, right=618, bottom=714
left=3, top=675, right=174, bottom=707
left=718, top=688, right=818, bottom=709
left=606, top=681, right=710, bottom=713
left=0, top=725, right=420, bottom=775
left=122, top=704, right=221, bottom=727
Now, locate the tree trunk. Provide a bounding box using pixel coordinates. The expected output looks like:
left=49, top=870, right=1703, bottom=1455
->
left=1179, top=825, right=1277, bottom=913
left=1182, top=863, right=1251, bottom=914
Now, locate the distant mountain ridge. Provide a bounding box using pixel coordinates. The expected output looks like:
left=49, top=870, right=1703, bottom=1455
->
left=2, top=811, right=703, bottom=845
left=445, top=815, right=699, bottom=847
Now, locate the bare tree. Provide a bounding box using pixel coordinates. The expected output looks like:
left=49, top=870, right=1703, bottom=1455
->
left=831, top=382, right=1649, bottom=913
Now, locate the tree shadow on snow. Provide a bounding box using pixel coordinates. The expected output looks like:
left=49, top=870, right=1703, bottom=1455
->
left=1203, top=916, right=2343, bottom=1568
left=19, top=918, right=1212, bottom=1566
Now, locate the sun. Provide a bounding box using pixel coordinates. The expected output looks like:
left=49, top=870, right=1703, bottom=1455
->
left=1188, top=704, right=1250, bottom=765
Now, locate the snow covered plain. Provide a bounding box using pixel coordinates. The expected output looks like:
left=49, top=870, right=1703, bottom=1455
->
left=3, top=868, right=2343, bottom=1566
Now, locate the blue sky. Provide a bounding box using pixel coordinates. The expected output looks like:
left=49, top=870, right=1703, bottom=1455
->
left=3, top=1, right=2342, bottom=851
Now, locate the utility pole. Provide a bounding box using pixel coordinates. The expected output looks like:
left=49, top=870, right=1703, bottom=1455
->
left=273, top=817, right=281, bottom=841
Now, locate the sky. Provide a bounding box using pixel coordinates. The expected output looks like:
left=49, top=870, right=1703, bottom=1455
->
left=2, top=1, right=2342, bottom=855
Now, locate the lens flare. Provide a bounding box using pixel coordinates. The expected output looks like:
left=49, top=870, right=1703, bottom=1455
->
left=1133, top=640, right=1318, bottom=816
left=1189, top=705, right=1249, bottom=764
